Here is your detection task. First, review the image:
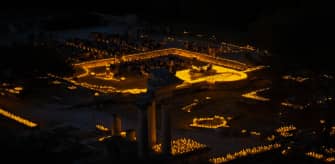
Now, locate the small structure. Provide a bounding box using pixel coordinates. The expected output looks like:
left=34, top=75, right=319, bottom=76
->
left=111, top=114, right=122, bottom=136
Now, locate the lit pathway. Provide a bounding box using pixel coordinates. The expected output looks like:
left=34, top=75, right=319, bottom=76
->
left=0, top=107, right=38, bottom=128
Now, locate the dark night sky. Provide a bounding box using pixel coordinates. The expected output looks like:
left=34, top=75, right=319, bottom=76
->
left=2, top=1, right=334, bottom=70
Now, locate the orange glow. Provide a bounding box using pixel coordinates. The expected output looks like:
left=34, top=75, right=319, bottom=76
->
left=98, top=135, right=111, bottom=142
left=181, top=102, right=198, bottom=112
left=120, top=131, right=126, bottom=138
left=209, top=143, right=281, bottom=163
left=325, top=157, right=335, bottom=162
left=52, top=80, right=62, bottom=85
left=250, top=131, right=261, bottom=136
left=267, top=135, right=275, bottom=141
left=96, top=124, right=109, bottom=132
left=242, top=88, right=270, bottom=101
left=0, top=108, right=37, bottom=128
left=280, top=102, right=305, bottom=110
left=276, top=125, right=296, bottom=137
left=175, top=65, right=247, bottom=84
left=14, top=87, right=23, bottom=91
left=97, top=131, right=128, bottom=142
left=48, top=74, right=147, bottom=95
left=306, top=152, right=324, bottom=159
left=282, top=75, right=309, bottom=83
left=243, top=65, right=269, bottom=73
left=305, top=151, right=335, bottom=162
left=190, top=115, right=229, bottom=129
left=152, top=138, right=207, bottom=155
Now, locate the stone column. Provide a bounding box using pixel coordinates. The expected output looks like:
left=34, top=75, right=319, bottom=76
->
left=137, top=108, right=148, bottom=158
left=112, top=114, right=122, bottom=136
left=126, top=129, right=136, bottom=141
left=161, top=105, right=171, bottom=155
left=148, top=99, right=157, bottom=148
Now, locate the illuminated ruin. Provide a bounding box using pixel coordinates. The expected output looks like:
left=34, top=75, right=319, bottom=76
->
left=63, top=48, right=251, bottom=94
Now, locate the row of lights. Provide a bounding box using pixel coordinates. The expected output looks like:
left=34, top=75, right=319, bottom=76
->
left=241, top=88, right=270, bottom=101
left=181, top=97, right=211, bottom=112
left=325, top=147, right=335, bottom=154
left=181, top=102, right=198, bottom=113
left=281, top=97, right=333, bottom=110
left=0, top=84, right=23, bottom=96
left=189, top=115, right=229, bottom=129
left=152, top=138, right=207, bottom=155
left=96, top=124, right=109, bottom=132
left=175, top=65, right=247, bottom=85
left=48, top=73, right=147, bottom=95
left=209, top=143, right=281, bottom=163
left=96, top=124, right=127, bottom=142
left=282, top=75, right=309, bottom=83
left=74, top=48, right=249, bottom=73
left=243, top=65, right=268, bottom=73
left=280, top=102, right=306, bottom=110
left=275, top=125, right=296, bottom=137
left=65, top=42, right=108, bottom=55
left=250, top=131, right=261, bottom=136
left=97, top=132, right=127, bottom=142
left=0, top=108, right=38, bottom=128
left=305, top=152, right=335, bottom=162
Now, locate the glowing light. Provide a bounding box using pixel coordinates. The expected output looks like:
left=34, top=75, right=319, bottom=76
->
left=281, top=150, right=288, bottom=155
left=282, top=75, right=309, bottom=83
left=48, top=74, right=147, bottom=95
left=63, top=48, right=250, bottom=95
left=120, top=131, right=126, bottom=138
left=209, top=143, right=281, bottom=163
left=306, top=151, right=335, bottom=162
left=190, top=115, right=229, bottom=129
left=67, top=85, right=77, bottom=90
left=94, top=92, right=100, bottom=96
left=181, top=102, right=198, bottom=112
left=306, top=152, right=324, bottom=159
left=243, top=65, right=269, bottom=73
left=242, top=88, right=270, bottom=101
left=152, top=138, right=207, bottom=155
left=250, top=131, right=261, bottom=136
left=267, top=135, right=275, bottom=141
left=14, top=87, right=23, bottom=91
left=276, top=125, right=296, bottom=137
left=0, top=108, right=37, bottom=128
left=280, top=102, right=305, bottom=110
left=96, top=124, right=109, bottom=132
left=7, top=89, right=20, bottom=94
left=175, top=65, right=247, bottom=84
left=325, top=157, right=335, bottom=162
left=76, top=66, right=89, bottom=78
left=52, top=80, right=62, bottom=85
left=98, top=135, right=111, bottom=142
left=325, top=147, right=335, bottom=154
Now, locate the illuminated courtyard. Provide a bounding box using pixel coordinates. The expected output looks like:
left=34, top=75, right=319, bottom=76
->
left=66, top=48, right=249, bottom=95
